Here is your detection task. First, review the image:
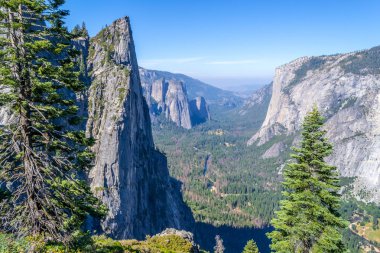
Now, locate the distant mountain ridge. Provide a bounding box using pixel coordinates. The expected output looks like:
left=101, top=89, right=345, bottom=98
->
left=139, top=68, right=243, bottom=106
left=222, top=84, right=267, bottom=98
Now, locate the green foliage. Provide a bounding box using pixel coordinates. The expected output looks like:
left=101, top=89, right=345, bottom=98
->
left=118, top=87, right=127, bottom=104
left=373, top=217, right=379, bottom=230
left=0, top=233, right=30, bottom=252
left=91, top=235, right=125, bottom=253
left=267, top=107, right=347, bottom=252
left=339, top=46, right=380, bottom=75
left=0, top=0, right=105, bottom=243
left=152, top=105, right=284, bottom=227
left=0, top=233, right=202, bottom=253
left=141, top=234, right=194, bottom=252
left=242, top=239, right=259, bottom=253
left=72, top=22, right=89, bottom=38
left=339, top=198, right=380, bottom=251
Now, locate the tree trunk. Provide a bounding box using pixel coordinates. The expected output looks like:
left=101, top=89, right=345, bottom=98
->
left=9, top=4, right=39, bottom=236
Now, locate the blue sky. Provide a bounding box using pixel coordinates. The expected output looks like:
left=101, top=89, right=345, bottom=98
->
left=63, top=0, right=380, bottom=88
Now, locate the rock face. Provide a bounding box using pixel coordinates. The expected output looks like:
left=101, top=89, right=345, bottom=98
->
left=189, top=96, right=210, bottom=125
left=85, top=17, right=193, bottom=239
left=0, top=107, right=13, bottom=126
left=262, top=141, right=286, bottom=159
left=239, top=84, right=272, bottom=116
left=140, top=68, right=210, bottom=129
left=248, top=46, right=380, bottom=203
left=140, top=68, right=242, bottom=107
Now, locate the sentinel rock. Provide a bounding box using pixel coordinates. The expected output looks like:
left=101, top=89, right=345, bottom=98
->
left=86, top=17, right=193, bottom=239
left=248, top=46, right=380, bottom=203
left=140, top=68, right=210, bottom=128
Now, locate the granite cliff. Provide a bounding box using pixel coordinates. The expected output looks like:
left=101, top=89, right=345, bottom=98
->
left=139, top=68, right=210, bottom=129
left=140, top=68, right=242, bottom=104
left=82, top=17, right=193, bottom=239
left=239, top=84, right=272, bottom=117
left=248, top=46, right=380, bottom=203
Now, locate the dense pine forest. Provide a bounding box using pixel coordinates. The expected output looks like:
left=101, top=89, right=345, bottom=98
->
left=152, top=105, right=284, bottom=227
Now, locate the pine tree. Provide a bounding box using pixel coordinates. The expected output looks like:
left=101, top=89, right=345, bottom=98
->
left=0, top=0, right=105, bottom=243
left=214, top=235, right=225, bottom=253
left=267, top=106, right=347, bottom=253
left=80, top=21, right=88, bottom=37
left=71, top=24, right=81, bottom=37
left=72, top=22, right=88, bottom=39
left=242, top=239, right=259, bottom=253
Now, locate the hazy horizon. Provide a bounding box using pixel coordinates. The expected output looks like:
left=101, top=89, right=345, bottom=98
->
left=64, top=0, right=380, bottom=89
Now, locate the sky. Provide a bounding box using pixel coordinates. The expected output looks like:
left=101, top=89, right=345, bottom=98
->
left=63, top=0, right=380, bottom=89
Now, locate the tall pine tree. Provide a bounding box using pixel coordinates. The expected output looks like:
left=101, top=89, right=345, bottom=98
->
left=267, top=106, right=346, bottom=253
left=0, top=0, right=104, bottom=242
left=242, top=239, right=259, bottom=253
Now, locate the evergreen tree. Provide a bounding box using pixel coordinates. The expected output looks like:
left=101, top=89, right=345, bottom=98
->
left=242, top=239, right=259, bottom=253
left=80, top=21, right=88, bottom=37
left=0, top=0, right=105, bottom=243
left=214, top=235, right=225, bottom=253
left=71, top=24, right=81, bottom=37
left=72, top=22, right=88, bottom=38
left=373, top=215, right=379, bottom=230
left=267, top=106, right=347, bottom=253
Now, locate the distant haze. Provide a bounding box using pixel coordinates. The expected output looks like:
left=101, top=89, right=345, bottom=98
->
left=197, top=76, right=272, bottom=91
left=64, top=0, right=380, bottom=88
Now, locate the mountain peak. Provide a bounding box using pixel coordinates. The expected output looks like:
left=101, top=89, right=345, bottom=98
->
left=85, top=17, right=193, bottom=239
left=90, top=15, right=137, bottom=70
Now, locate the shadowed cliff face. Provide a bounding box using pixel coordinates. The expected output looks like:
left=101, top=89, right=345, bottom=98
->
left=248, top=47, right=380, bottom=203
left=84, top=17, right=193, bottom=239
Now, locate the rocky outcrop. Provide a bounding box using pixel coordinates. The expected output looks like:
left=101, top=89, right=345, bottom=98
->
left=0, top=107, right=13, bottom=126
left=154, top=228, right=200, bottom=253
left=189, top=96, right=210, bottom=125
left=248, top=46, right=380, bottom=203
left=140, top=68, right=210, bottom=129
left=85, top=17, right=193, bottom=239
left=72, top=36, right=91, bottom=130
left=262, top=141, right=286, bottom=159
